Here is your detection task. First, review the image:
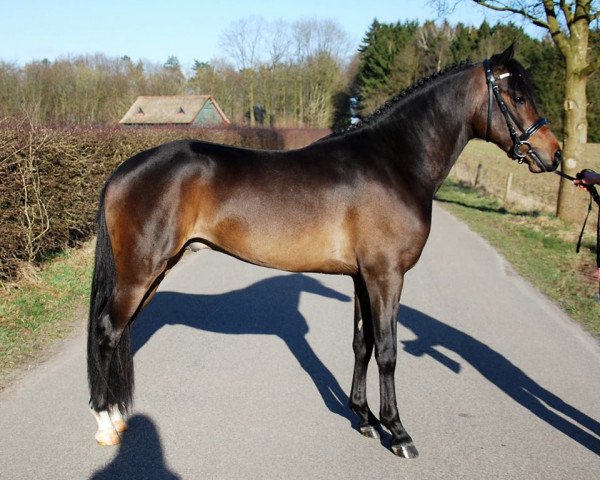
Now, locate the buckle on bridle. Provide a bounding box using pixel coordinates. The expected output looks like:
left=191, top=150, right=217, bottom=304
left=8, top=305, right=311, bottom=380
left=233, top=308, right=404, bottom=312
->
left=513, top=141, right=531, bottom=162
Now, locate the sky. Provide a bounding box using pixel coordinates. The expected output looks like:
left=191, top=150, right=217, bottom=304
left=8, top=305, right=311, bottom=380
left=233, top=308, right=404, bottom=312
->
left=0, top=0, right=539, bottom=72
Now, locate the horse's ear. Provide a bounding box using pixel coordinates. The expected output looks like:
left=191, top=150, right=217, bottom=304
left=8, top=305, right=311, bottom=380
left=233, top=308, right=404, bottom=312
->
left=490, top=43, right=516, bottom=68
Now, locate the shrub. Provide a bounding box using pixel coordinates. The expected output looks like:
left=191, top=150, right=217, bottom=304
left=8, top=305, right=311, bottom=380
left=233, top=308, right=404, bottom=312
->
left=0, top=123, right=329, bottom=282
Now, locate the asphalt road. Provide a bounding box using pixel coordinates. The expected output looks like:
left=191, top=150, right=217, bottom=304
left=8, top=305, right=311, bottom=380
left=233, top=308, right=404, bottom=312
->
left=1, top=204, right=599, bottom=479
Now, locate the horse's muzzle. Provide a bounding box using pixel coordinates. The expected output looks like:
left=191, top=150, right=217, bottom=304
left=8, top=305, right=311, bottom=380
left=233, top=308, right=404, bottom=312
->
left=552, top=149, right=562, bottom=170
left=528, top=147, right=561, bottom=173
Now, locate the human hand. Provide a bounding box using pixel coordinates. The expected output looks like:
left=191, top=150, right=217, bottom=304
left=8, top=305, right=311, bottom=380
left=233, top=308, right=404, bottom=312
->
left=574, top=169, right=600, bottom=189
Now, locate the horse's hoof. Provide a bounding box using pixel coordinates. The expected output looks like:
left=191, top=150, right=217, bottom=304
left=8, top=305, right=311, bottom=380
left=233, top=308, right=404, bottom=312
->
left=112, top=419, right=128, bottom=433
left=95, top=429, right=121, bottom=446
left=359, top=425, right=380, bottom=439
left=391, top=442, right=419, bottom=458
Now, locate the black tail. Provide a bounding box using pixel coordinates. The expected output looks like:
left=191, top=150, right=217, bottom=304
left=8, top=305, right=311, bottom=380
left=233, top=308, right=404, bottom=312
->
left=87, top=184, right=134, bottom=414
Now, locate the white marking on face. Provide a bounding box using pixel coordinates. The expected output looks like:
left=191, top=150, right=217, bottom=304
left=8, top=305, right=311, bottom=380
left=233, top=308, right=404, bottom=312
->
left=357, top=319, right=363, bottom=331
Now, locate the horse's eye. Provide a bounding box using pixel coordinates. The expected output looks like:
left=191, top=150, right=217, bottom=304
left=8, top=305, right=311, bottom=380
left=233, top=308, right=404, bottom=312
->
left=515, top=96, right=526, bottom=105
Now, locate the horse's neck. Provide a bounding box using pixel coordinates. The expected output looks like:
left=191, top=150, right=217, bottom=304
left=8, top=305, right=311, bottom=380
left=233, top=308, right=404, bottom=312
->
left=359, top=68, right=478, bottom=192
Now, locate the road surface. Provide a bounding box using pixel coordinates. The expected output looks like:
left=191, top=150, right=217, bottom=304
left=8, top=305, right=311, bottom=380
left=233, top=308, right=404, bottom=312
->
left=1, top=204, right=599, bottom=479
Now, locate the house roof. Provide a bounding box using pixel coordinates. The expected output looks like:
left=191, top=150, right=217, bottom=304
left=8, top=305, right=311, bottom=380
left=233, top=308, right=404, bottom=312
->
left=119, top=95, right=229, bottom=125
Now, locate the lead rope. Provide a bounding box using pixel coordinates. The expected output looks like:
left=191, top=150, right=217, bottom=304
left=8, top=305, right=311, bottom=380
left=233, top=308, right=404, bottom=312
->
left=555, top=169, right=600, bottom=300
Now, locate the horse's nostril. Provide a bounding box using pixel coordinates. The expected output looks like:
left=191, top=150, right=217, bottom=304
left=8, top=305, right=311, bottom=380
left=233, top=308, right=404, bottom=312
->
left=554, top=150, right=562, bottom=165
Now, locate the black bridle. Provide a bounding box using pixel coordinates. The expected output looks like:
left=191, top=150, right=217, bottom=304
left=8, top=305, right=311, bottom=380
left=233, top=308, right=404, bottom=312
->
left=483, top=59, right=550, bottom=172
left=484, top=59, right=599, bottom=295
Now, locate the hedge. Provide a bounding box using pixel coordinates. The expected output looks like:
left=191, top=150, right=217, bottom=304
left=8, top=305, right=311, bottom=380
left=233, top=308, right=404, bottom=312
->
left=0, top=123, right=329, bottom=282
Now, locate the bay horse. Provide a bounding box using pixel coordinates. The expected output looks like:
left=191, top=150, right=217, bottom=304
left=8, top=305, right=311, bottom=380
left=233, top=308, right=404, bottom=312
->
left=88, top=45, right=561, bottom=457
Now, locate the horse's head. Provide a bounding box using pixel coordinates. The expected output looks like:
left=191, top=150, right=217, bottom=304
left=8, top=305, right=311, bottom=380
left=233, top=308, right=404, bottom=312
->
left=474, top=45, right=561, bottom=173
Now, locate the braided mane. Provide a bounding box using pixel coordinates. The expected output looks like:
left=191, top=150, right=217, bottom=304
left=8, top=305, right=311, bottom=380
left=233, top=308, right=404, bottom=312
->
left=336, top=60, right=474, bottom=135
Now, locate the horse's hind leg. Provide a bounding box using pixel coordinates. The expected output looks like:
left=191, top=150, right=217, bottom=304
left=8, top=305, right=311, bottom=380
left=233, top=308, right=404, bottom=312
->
left=90, top=404, right=129, bottom=445
left=349, top=275, right=380, bottom=439
left=88, top=177, right=190, bottom=445
left=91, top=281, right=151, bottom=445
left=90, top=241, right=184, bottom=445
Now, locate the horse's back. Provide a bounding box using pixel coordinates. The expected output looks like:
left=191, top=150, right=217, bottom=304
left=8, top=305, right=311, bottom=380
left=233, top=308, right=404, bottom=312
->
left=102, top=139, right=359, bottom=273
left=102, top=138, right=430, bottom=276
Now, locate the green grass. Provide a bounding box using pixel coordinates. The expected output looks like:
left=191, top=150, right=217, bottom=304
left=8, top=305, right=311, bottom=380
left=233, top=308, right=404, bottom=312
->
left=436, top=179, right=599, bottom=336
left=0, top=243, right=93, bottom=388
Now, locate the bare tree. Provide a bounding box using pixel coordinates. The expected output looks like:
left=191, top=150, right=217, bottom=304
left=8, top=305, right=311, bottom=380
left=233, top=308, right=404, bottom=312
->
left=291, top=19, right=353, bottom=126
left=214, top=17, right=351, bottom=128
left=18, top=120, right=51, bottom=263
left=292, top=18, right=353, bottom=62
left=219, top=17, right=265, bottom=126
left=266, top=20, right=293, bottom=67
left=416, top=21, right=456, bottom=72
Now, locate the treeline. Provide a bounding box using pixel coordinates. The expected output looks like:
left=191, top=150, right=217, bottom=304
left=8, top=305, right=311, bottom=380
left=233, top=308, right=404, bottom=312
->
left=341, top=20, right=600, bottom=142
left=0, top=18, right=352, bottom=129
left=0, top=55, right=186, bottom=125
left=0, top=18, right=597, bottom=138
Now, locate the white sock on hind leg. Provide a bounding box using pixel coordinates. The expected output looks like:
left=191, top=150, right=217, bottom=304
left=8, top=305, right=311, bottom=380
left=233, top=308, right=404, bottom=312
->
left=91, top=408, right=120, bottom=446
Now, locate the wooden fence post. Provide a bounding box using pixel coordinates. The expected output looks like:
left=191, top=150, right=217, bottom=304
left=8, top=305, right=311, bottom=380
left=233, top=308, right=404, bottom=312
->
left=504, top=172, right=513, bottom=202
left=474, top=163, right=483, bottom=187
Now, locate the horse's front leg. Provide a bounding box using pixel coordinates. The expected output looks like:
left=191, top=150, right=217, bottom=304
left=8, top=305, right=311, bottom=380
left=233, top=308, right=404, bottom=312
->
left=361, top=267, right=418, bottom=458
left=349, top=276, right=380, bottom=439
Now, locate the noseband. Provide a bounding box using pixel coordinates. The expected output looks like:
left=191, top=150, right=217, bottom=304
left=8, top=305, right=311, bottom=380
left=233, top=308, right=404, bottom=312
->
left=483, top=59, right=549, bottom=172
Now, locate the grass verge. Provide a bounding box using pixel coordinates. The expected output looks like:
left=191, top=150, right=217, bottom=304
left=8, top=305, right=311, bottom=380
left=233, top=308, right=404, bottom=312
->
left=436, top=179, right=599, bottom=337
left=0, top=242, right=93, bottom=389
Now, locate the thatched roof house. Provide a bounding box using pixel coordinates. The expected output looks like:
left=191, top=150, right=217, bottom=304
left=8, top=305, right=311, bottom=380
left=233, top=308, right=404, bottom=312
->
left=119, top=95, right=230, bottom=127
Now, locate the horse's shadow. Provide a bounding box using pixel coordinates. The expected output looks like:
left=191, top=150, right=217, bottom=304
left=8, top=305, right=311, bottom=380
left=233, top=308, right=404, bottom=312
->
left=399, top=305, right=600, bottom=455
left=131, top=273, right=600, bottom=455
left=133, top=273, right=353, bottom=421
